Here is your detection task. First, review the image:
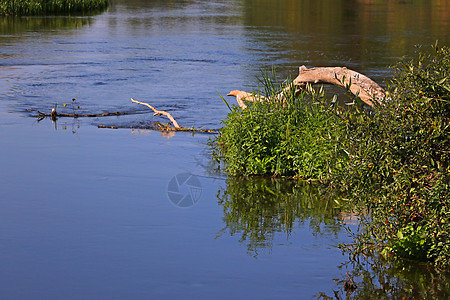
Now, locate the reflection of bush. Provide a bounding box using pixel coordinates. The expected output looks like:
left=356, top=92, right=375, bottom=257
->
left=0, top=0, right=109, bottom=16
left=216, top=177, right=344, bottom=255
left=319, top=254, right=450, bottom=299
left=0, top=15, right=93, bottom=35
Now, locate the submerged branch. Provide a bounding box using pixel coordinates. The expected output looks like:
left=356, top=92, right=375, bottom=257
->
left=37, top=111, right=127, bottom=118
left=33, top=99, right=217, bottom=133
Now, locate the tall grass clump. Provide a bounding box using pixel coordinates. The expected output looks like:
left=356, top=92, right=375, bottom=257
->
left=0, top=0, right=109, bottom=16
left=211, top=71, right=348, bottom=180
left=338, top=44, right=449, bottom=267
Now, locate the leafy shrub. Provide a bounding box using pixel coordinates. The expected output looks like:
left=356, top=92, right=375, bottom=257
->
left=339, top=44, right=449, bottom=267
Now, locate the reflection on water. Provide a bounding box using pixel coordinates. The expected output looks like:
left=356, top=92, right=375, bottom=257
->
left=241, top=0, right=450, bottom=82
left=0, top=16, right=94, bottom=36
left=218, top=177, right=450, bottom=298
left=217, top=177, right=343, bottom=256
left=321, top=254, right=450, bottom=299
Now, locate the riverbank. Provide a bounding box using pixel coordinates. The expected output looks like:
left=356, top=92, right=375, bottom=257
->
left=213, top=44, right=450, bottom=268
left=0, top=0, right=109, bottom=15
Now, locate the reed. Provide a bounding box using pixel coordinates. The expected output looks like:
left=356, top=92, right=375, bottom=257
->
left=0, top=0, right=109, bottom=15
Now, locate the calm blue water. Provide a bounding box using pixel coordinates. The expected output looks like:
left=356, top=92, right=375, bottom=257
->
left=1, top=0, right=449, bottom=299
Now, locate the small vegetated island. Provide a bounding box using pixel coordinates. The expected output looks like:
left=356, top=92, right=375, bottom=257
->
left=0, top=0, right=109, bottom=15
left=212, top=44, right=449, bottom=268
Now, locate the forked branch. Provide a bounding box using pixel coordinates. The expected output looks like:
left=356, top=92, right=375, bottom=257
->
left=131, top=98, right=181, bottom=129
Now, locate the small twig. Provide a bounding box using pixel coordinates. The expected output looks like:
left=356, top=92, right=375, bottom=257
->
left=131, top=98, right=181, bottom=128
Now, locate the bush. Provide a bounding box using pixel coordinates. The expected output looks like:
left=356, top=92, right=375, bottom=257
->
left=338, top=44, right=449, bottom=267
left=212, top=71, right=348, bottom=180
left=0, top=0, right=109, bottom=15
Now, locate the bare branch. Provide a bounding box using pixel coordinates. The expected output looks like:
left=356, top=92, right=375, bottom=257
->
left=131, top=98, right=181, bottom=129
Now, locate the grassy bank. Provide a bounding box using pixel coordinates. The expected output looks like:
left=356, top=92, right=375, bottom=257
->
left=0, top=0, right=109, bottom=15
left=212, top=44, right=449, bottom=267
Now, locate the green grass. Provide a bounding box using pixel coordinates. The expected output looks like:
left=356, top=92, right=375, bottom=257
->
left=211, top=70, right=348, bottom=180
left=0, top=0, right=109, bottom=15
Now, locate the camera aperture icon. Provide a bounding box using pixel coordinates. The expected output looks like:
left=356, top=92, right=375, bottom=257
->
left=167, top=173, right=202, bottom=208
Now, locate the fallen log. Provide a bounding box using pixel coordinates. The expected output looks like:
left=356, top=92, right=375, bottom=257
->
left=294, top=66, right=385, bottom=106
left=228, top=66, right=386, bottom=108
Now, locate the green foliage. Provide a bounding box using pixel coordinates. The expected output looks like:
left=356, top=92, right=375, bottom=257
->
left=0, top=0, right=109, bottom=16
left=339, top=44, right=449, bottom=267
left=390, top=224, right=430, bottom=261
left=211, top=72, right=348, bottom=180
left=213, top=44, right=449, bottom=267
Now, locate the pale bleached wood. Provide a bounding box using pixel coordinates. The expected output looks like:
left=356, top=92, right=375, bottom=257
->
left=227, top=90, right=259, bottom=109
left=293, top=66, right=385, bottom=106
left=227, top=66, right=386, bottom=107
left=131, top=98, right=181, bottom=128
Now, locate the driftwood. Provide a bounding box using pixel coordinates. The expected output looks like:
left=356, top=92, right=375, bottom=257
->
left=227, top=90, right=263, bottom=109
left=228, top=66, right=386, bottom=108
left=294, top=66, right=385, bottom=106
left=34, top=99, right=216, bottom=133
left=131, top=98, right=181, bottom=129
left=130, top=98, right=216, bottom=133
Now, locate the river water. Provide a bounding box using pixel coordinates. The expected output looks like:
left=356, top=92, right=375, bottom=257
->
left=1, top=0, right=449, bottom=299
